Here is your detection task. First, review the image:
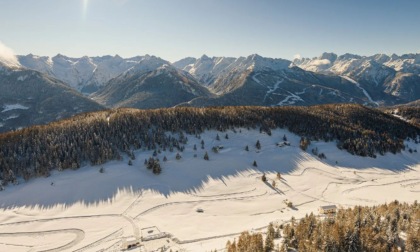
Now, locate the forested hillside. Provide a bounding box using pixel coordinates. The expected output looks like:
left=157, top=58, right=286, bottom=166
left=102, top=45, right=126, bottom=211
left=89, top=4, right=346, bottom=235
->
left=0, top=104, right=419, bottom=184
left=281, top=201, right=420, bottom=252
left=382, top=100, right=420, bottom=126
left=225, top=201, right=420, bottom=252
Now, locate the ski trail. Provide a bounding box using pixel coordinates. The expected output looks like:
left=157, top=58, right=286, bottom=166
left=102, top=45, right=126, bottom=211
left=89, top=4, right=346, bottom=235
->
left=263, top=79, right=283, bottom=102
left=252, top=73, right=261, bottom=83
left=342, top=76, right=379, bottom=106
left=277, top=91, right=305, bottom=106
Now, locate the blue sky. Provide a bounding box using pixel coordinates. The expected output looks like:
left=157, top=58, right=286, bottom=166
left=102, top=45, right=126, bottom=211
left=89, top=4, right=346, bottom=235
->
left=1, top=0, right=419, bottom=61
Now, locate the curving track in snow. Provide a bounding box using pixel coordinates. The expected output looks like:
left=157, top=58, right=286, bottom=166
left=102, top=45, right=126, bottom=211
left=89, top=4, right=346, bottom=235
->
left=289, top=167, right=363, bottom=183
left=0, top=229, right=85, bottom=252
left=135, top=190, right=268, bottom=218
left=0, top=214, right=130, bottom=252
left=0, top=214, right=120, bottom=227
left=73, top=228, right=123, bottom=252
left=189, top=188, right=257, bottom=198
left=342, top=178, right=420, bottom=194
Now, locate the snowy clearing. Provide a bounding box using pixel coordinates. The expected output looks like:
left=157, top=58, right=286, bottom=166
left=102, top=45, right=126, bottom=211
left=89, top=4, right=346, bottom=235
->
left=0, top=128, right=419, bottom=251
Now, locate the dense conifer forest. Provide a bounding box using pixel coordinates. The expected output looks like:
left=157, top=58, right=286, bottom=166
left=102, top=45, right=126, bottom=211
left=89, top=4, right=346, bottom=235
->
left=383, top=106, right=420, bottom=127
left=0, top=104, right=419, bottom=184
left=225, top=201, right=420, bottom=252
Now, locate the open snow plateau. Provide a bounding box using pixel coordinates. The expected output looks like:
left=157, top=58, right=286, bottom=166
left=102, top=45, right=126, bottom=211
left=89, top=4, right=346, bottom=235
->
left=0, top=128, right=419, bottom=251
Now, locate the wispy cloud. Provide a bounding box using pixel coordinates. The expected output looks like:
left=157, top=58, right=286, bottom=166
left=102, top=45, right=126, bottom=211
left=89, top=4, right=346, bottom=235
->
left=0, top=41, right=20, bottom=67
left=293, top=53, right=302, bottom=60
left=309, top=59, right=331, bottom=66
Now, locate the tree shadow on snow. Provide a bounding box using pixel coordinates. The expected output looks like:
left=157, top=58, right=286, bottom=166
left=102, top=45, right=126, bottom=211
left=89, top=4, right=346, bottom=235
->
left=0, top=129, right=418, bottom=210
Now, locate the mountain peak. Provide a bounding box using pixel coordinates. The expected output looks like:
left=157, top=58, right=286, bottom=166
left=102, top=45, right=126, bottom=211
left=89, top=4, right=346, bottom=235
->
left=337, top=53, right=362, bottom=61
left=246, top=54, right=291, bottom=72
left=114, top=54, right=123, bottom=60
left=249, top=54, right=263, bottom=60
left=319, top=52, right=337, bottom=62
left=199, top=54, right=211, bottom=60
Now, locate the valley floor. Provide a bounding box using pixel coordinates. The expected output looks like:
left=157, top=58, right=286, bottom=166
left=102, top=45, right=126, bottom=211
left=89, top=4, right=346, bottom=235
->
left=0, top=129, right=419, bottom=252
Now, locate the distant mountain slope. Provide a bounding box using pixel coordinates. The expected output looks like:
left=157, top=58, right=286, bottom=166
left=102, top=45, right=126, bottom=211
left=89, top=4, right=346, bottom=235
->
left=173, top=55, right=237, bottom=86
left=92, top=63, right=213, bottom=109
left=0, top=104, right=418, bottom=183
left=17, top=54, right=148, bottom=93
left=0, top=63, right=104, bottom=132
left=181, top=66, right=376, bottom=107
left=173, top=54, right=291, bottom=92
left=294, top=53, right=420, bottom=104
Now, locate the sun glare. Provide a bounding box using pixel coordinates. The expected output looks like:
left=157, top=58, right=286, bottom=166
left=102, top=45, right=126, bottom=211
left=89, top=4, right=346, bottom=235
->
left=82, top=0, right=89, bottom=19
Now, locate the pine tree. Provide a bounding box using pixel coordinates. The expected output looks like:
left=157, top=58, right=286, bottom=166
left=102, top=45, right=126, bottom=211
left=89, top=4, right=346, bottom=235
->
left=176, top=153, right=182, bottom=160
left=216, top=134, right=220, bottom=141
left=406, top=227, right=420, bottom=252
left=163, top=156, right=167, bottom=162
left=225, top=133, right=229, bottom=139
left=226, top=240, right=232, bottom=252
left=204, top=151, right=209, bottom=160
left=299, top=137, right=310, bottom=151
left=152, top=160, right=161, bottom=174
left=265, top=223, right=275, bottom=252
left=347, top=230, right=361, bottom=252
left=245, top=145, right=249, bottom=151
left=253, top=160, right=258, bottom=167
left=256, top=140, right=261, bottom=150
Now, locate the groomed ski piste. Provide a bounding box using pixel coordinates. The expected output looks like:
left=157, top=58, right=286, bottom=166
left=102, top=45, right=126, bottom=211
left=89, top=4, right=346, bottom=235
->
left=0, top=128, right=419, bottom=251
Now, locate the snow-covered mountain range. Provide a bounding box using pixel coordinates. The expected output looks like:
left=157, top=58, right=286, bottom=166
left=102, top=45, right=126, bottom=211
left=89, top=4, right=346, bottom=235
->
left=17, top=54, right=152, bottom=93
left=0, top=52, right=417, bottom=132
left=16, top=52, right=420, bottom=107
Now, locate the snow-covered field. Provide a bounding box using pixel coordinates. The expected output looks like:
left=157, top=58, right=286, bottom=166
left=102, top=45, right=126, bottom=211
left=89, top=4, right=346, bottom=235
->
left=0, top=128, right=419, bottom=252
